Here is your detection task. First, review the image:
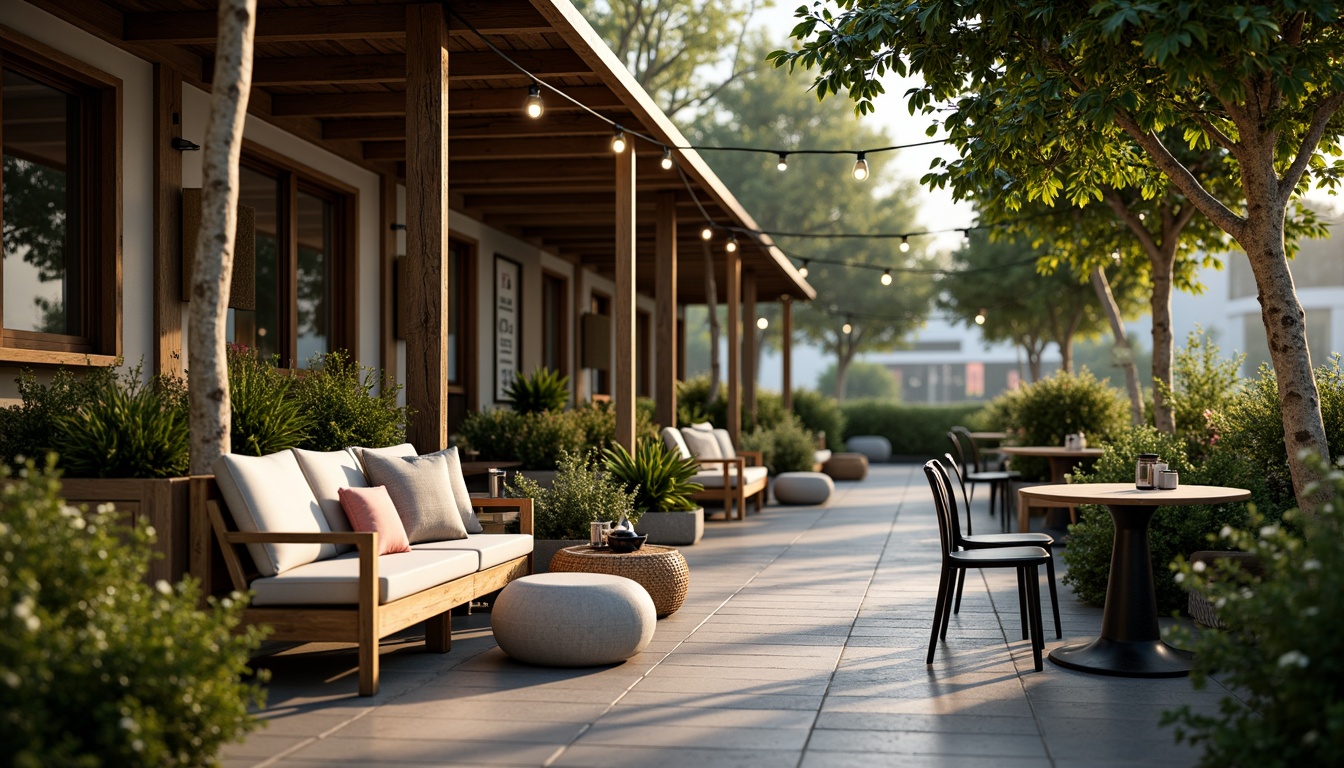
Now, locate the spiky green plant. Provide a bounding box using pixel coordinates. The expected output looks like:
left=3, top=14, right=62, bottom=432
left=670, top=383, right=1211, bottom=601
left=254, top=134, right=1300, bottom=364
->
left=505, top=367, right=570, bottom=414
left=52, top=364, right=190, bottom=479
left=604, top=439, right=704, bottom=513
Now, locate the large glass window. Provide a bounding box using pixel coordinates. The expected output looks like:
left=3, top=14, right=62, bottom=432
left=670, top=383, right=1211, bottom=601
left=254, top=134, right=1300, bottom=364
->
left=1, top=43, right=115, bottom=359
left=590, top=292, right=610, bottom=396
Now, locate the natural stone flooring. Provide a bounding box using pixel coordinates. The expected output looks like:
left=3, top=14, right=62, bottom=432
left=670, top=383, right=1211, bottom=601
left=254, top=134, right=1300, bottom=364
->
left=224, top=463, right=1240, bottom=767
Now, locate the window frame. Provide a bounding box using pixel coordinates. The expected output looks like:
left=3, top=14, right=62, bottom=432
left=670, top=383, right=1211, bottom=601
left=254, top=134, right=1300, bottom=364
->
left=541, top=268, right=569, bottom=379
left=0, top=24, right=120, bottom=366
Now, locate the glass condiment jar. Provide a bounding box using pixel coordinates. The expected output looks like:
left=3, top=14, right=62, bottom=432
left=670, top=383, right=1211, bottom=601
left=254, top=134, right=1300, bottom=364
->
left=1135, top=454, right=1161, bottom=490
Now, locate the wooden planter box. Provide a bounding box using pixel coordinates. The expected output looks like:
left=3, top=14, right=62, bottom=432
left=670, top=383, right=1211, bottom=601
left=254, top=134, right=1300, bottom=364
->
left=60, top=477, right=193, bottom=585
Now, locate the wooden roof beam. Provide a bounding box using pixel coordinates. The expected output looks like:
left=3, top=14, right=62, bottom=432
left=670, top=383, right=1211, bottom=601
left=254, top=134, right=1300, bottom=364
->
left=211, top=50, right=590, bottom=87
left=323, top=112, right=624, bottom=142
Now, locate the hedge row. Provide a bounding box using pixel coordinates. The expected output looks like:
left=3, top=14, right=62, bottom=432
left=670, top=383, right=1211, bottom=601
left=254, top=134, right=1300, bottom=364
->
left=839, top=400, right=987, bottom=460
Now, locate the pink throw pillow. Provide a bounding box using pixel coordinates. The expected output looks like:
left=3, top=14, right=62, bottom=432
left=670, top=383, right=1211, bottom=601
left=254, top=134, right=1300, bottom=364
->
left=338, top=486, right=411, bottom=555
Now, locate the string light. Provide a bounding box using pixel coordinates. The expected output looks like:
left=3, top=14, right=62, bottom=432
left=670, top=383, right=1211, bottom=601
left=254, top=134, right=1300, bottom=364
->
left=798, top=259, right=810, bottom=278
left=842, top=320, right=853, bottom=335
left=974, top=308, right=987, bottom=325
left=611, top=126, right=627, bottom=154
left=660, top=147, right=674, bottom=170
left=757, top=317, right=769, bottom=330
left=960, top=229, right=971, bottom=247
left=726, top=235, right=738, bottom=253
left=524, top=82, right=544, bottom=119
left=852, top=152, right=869, bottom=181
left=701, top=226, right=714, bottom=241
left=777, top=153, right=789, bottom=171
left=1111, top=249, right=1121, bottom=264
left=880, top=269, right=893, bottom=286
left=899, top=236, right=910, bottom=253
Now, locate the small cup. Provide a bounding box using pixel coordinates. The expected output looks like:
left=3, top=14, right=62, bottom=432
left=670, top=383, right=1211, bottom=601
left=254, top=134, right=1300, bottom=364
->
left=590, top=520, right=613, bottom=547
left=1153, top=462, right=1168, bottom=478
left=1157, top=470, right=1179, bottom=490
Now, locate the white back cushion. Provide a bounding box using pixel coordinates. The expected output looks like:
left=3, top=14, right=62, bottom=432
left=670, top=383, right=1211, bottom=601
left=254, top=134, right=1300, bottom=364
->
left=292, top=448, right=367, bottom=554
left=661, top=427, right=691, bottom=460
left=681, top=427, right=723, bottom=460
left=711, top=428, right=737, bottom=459
left=690, top=421, right=714, bottom=432
left=347, top=442, right=417, bottom=472
left=213, top=451, right=335, bottom=576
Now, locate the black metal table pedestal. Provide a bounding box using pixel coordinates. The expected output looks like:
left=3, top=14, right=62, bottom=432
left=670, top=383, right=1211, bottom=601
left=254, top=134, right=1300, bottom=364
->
left=1048, top=502, right=1192, bottom=678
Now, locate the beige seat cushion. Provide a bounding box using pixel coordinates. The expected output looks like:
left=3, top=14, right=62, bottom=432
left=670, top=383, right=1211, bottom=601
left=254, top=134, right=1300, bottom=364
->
left=249, top=549, right=479, bottom=606
left=693, top=465, right=769, bottom=488
left=292, top=448, right=368, bottom=554
left=412, top=533, right=533, bottom=570
left=213, top=451, right=335, bottom=576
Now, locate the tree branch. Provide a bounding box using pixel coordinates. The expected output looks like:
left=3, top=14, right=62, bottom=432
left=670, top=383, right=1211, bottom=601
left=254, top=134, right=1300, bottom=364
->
left=1102, top=188, right=1162, bottom=256
left=1278, top=92, right=1344, bottom=207
left=1186, top=110, right=1242, bottom=161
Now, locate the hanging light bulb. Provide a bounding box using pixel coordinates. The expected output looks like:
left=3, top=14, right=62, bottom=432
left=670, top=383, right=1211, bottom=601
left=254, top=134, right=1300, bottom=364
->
left=852, top=152, right=869, bottom=181
left=899, top=235, right=910, bottom=253
left=974, top=308, right=987, bottom=326
left=881, top=269, right=893, bottom=286
left=757, top=317, right=769, bottom=330
left=798, top=259, right=810, bottom=278
left=777, top=153, right=789, bottom=172
left=611, top=127, right=627, bottom=154
left=961, top=229, right=971, bottom=248
left=726, top=235, right=738, bottom=253
left=524, top=82, right=544, bottom=119
left=701, top=225, right=714, bottom=241
left=660, top=147, right=674, bottom=170
left=1111, top=249, right=1121, bottom=264
left=842, top=321, right=853, bottom=335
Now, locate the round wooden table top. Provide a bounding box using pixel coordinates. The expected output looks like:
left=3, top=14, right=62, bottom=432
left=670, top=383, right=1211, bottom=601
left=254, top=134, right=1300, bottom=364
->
left=999, top=445, right=1105, bottom=459
left=1018, top=482, right=1251, bottom=507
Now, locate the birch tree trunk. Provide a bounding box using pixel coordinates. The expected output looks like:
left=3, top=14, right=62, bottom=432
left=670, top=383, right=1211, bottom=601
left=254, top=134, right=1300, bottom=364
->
left=188, top=0, right=256, bottom=474
left=1091, top=267, right=1145, bottom=426
left=703, top=239, right=720, bottom=404
left=1148, top=248, right=1177, bottom=432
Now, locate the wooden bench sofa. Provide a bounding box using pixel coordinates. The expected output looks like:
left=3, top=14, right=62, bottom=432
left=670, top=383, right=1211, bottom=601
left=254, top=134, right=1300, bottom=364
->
left=189, top=444, right=533, bottom=697
left=661, top=426, right=769, bottom=520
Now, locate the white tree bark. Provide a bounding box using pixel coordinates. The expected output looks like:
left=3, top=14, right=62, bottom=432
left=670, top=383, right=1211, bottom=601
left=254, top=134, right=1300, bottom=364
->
left=188, top=0, right=256, bottom=474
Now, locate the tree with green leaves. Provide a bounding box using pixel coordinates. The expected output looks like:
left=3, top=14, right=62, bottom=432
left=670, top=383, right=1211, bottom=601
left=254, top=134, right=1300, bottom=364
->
left=772, top=1, right=1344, bottom=510
left=817, top=360, right=900, bottom=401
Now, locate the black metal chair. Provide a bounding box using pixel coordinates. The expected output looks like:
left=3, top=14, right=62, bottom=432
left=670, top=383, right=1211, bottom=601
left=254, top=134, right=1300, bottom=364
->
left=941, top=455, right=1062, bottom=638
left=924, top=461, right=1047, bottom=671
left=947, top=430, right=1019, bottom=532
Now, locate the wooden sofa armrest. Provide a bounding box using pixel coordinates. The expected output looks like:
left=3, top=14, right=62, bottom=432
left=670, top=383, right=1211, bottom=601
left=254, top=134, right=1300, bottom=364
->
left=737, top=451, right=764, bottom=467
left=696, top=456, right=746, bottom=480
left=470, top=497, right=534, bottom=535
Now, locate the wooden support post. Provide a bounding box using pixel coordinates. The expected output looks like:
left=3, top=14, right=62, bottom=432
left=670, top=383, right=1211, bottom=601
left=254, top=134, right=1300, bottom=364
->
left=152, top=64, right=183, bottom=376
left=404, top=3, right=450, bottom=451
left=655, top=191, right=678, bottom=430
left=614, top=146, right=637, bottom=451
left=782, top=296, right=794, bottom=411
left=743, top=270, right=758, bottom=430
left=726, top=250, right=742, bottom=447
left=378, top=174, right=397, bottom=392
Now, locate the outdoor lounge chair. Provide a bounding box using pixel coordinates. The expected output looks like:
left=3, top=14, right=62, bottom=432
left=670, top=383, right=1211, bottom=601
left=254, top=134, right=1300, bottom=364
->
left=661, top=426, right=768, bottom=520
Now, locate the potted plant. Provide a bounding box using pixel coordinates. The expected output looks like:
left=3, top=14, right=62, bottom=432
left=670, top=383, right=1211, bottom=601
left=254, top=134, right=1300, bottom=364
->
left=605, top=440, right=705, bottom=546
left=507, top=449, right=637, bottom=571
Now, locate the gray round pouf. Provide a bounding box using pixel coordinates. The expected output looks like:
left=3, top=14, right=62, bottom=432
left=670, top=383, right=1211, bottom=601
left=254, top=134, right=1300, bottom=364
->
left=491, top=573, right=656, bottom=667
left=774, top=471, right=834, bottom=505
left=847, top=435, right=893, bottom=463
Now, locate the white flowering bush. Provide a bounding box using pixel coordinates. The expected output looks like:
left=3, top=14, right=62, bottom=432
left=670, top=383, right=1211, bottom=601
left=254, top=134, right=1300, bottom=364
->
left=1164, top=451, right=1344, bottom=766
left=0, top=458, right=267, bottom=766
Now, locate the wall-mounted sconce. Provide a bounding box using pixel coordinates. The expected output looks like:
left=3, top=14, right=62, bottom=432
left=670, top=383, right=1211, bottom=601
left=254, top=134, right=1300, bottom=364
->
left=389, top=223, right=407, bottom=231
left=171, top=137, right=200, bottom=151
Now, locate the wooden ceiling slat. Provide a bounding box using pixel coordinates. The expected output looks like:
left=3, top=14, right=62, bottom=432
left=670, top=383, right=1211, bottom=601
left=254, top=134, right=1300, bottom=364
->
left=224, top=49, right=591, bottom=87
left=370, top=135, right=616, bottom=162
left=272, top=91, right=405, bottom=117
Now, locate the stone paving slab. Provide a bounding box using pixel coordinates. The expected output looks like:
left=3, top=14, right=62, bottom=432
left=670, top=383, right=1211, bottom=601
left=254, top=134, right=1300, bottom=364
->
left=224, top=464, right=1239, bottom=767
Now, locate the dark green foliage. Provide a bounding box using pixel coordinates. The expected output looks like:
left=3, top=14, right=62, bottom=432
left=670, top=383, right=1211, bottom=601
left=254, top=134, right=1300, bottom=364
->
left=504, top=367, right=570, bottom=415
left=741, top=413, right=817, bottom=475
left=838, top=400, right=986, bottom=459
left=1164, top=452, right=1344, bottom=766
left=816, top=361, right=900, bottom=401
left=0, top=368, right=113, bottom=470
left=675, top=375, right=787, bottom=432
left=290, top=351, right=407, bottom=452
left=1212, top=356, right=1344, bottom=514
left=1064, top=426, right=1272, bottom=613
left=52, top=366, right=190, bottom=479
left=789, top=388, right=847, bottom=451
left=604, top=440, right=703, bottom=513
left=506, top=450, right=638, bottom=539
left=0, top=459, right=266, bottom=766
left=459, top=409, right=584, bottom=471
left=227, top=346, right=310, bottom=457
left=986, top=369, right=1130, bottom=480
left=1155, top=328, right=1244, bottom=461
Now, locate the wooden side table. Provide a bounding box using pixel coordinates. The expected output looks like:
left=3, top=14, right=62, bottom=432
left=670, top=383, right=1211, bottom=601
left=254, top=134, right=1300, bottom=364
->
left=549, top=544, right=690, bottom=618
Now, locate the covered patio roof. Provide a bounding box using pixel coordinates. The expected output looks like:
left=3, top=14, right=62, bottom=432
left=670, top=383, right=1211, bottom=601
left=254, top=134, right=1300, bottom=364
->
left=33, top=0, right=814, bottom=304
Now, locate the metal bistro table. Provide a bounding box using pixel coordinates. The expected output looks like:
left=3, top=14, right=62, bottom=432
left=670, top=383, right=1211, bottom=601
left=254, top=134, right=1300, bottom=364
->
left=1018, top=482, right=1251, bottom=677
left=999, top=446, right=1104, bottom=532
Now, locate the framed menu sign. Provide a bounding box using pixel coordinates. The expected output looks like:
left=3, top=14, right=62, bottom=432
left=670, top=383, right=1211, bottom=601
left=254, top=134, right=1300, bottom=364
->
left=494, top=256, right=521, bottom=402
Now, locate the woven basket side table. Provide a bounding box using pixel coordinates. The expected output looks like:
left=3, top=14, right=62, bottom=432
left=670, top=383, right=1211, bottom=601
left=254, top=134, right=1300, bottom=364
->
left=549, top=545, right=690, bottom=618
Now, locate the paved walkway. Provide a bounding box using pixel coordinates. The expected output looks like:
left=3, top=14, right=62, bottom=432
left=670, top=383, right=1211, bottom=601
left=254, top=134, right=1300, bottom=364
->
left=224, top=464, right=1239, bottom=767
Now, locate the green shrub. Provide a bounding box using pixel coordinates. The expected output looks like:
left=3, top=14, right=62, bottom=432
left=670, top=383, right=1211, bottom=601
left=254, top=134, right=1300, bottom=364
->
left=838, top=400, right=986, bottom=458
left=1063, top=426, right=1271, bottom=613
left=0, top=367, right=113, bottom=471
left=604, top=439, right=703, bottom=513
left=506, top=450, right=638, bottom=538
left=52, top=365, right=190, bottom=479
left=0, top=459, right=266, bottom=765
left=570, top=401, right=617, bottom=455
left=1163, top=452, right=1344, bottom=766
left=290, top=350, right=406, bottom=452
left=741, top=412, right=817, bottom=475
left=988, top=369, right=1130, bottom=480
left=504, top=367, right=569, bottom=414
left=227, top=345, right=309, bottom=457
left=675, top=375, right=787, bottom=431
left=459, top=409, right=585, bottom=471
left=1155, top=327, right=1244, bottom=461
left=817, top=360, right=900, bottom=400
left=790, top=388, right=846, bottom=450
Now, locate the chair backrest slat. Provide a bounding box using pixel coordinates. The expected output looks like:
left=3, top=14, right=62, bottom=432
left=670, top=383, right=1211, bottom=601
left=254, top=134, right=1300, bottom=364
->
left=923, top=460, right=956, bottom=564
left=941, top=453, right=973, bottom=538
left=950, top=426, right=985, bottom=473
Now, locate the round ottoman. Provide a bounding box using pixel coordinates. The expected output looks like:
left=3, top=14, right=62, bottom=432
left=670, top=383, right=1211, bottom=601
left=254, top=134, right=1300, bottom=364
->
left=773, top=471, right=834, bottom=505
left=846, top=435, right=892, bottom=463
left=492, top=573, right=655, bottom=667
left=549, top=545, right=690, bottom=618
left=824, top=452, right=869, bottom=481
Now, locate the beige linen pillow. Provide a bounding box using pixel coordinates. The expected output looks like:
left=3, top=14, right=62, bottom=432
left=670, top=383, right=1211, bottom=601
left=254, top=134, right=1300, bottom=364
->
left=361, top=452, right=470, bottom=543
